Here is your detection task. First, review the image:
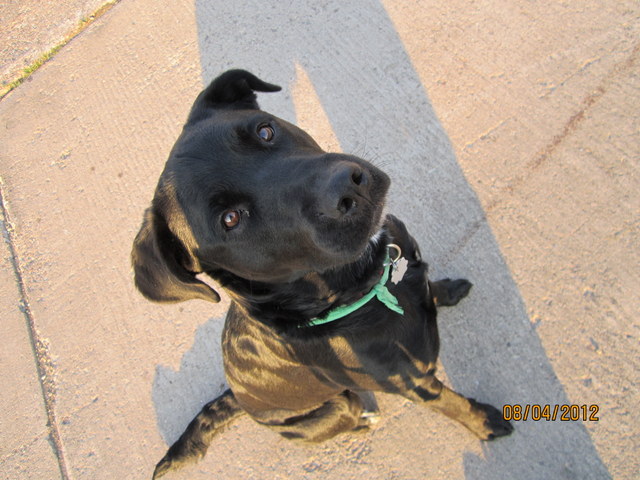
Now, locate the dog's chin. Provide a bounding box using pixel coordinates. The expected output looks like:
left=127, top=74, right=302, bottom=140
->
left=371, top=203, right=389, bottom=239
left=315, top=205, right=388, bottom=270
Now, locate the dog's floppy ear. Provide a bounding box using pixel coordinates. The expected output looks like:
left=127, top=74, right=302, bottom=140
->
left=188, top=69, right=281, bottom=121
left=131, top=209, right=220, bottom=304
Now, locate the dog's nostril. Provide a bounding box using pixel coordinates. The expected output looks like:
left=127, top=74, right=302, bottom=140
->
left=351, top=170, right=364, bottom=186
left=338, top=197, right=356, bottom=214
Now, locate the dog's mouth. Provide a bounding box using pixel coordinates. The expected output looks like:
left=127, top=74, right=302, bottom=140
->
left=308, top=189, right=388, bottom=267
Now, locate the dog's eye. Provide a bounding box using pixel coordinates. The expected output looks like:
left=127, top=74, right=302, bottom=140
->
left=222, top=210, right=241, bottom=229
left=257, top=124, right=274, bottom=142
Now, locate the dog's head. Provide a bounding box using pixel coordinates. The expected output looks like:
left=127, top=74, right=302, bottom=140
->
left=132, top=70, right=390, bottom=303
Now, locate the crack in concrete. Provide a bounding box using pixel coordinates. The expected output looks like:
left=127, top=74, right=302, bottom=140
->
left=440, top=43, right=639, bottom=267
left=540, top=56, right=604, bottom=98
left=0, top=0, right=122, bottom=100
left=0, top=180, right=71, bottom=480
left=437, top=216, right=487, bottom=269
left=463, top=117, right=513, bottom=152
left=484, top=43, right=639, bottom=214
left=529, top=86, right=606, bottom=171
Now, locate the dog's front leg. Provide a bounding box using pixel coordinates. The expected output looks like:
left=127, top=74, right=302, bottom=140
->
left=405, top=376, right=513, bottom=440
left=153, top=389, right=245, bottom=479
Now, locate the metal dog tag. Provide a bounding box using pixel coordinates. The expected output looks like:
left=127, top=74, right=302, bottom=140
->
left=391, top=257, right=408, bottom=284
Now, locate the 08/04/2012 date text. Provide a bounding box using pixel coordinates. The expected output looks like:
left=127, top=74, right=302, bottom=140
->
left=503, top=404, right=600, bottom=422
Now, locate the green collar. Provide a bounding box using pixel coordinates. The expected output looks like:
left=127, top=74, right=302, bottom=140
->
left=302, top=246, right=405, bottom=328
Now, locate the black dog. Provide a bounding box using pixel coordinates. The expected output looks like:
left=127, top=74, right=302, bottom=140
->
left=132, top=69, right=513, bottom=478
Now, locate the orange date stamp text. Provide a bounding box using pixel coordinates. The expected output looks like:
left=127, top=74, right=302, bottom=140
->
left=502, top=404, right=600, bottom=422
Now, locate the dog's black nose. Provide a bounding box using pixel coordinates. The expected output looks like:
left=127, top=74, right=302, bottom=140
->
left=318, top=162, right=368, bottom=219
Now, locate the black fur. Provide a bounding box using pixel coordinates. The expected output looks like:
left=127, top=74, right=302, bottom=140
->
left=131, top=69, right=512, bottom=479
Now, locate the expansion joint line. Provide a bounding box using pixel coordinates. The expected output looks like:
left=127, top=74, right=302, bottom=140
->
left=0, top=181, right=71, bottom=480
left=0, top=0, right=122, bottom=100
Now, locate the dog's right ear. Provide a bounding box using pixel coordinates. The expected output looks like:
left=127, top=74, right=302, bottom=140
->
left=188, top=69, right=281, bottom=122
left=131, top=209, right=221, bottom=304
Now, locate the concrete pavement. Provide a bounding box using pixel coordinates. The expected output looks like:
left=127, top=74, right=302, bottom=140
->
left=0, top=0, right=111, bottom=95
left=1, top=1, right=638, bottom=479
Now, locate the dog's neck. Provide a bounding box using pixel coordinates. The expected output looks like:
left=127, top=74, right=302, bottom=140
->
left=209, top=230, right=390, bottom=331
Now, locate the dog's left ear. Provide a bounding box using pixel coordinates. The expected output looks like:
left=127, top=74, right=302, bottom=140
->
left=188, top=69, right=281, bottom=122
left=131, top=209, right=221, bottom=304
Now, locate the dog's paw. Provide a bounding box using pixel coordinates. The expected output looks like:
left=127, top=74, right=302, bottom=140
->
left=359, top=409, right=381, bottom=426
left=152, top=454, right=173, bottom=479
left=473, top=401, right=514, bottom=441
left=151, top=438, right=207, bottom=479
left=353, top=410, right=381, bottom=434
left=355, top=390, right=380, bottom=427
left=431, top=278, right=473, bottom=307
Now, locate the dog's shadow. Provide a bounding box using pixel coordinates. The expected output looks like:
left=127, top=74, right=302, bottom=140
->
left=152, top=315, right=227, bottom=445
